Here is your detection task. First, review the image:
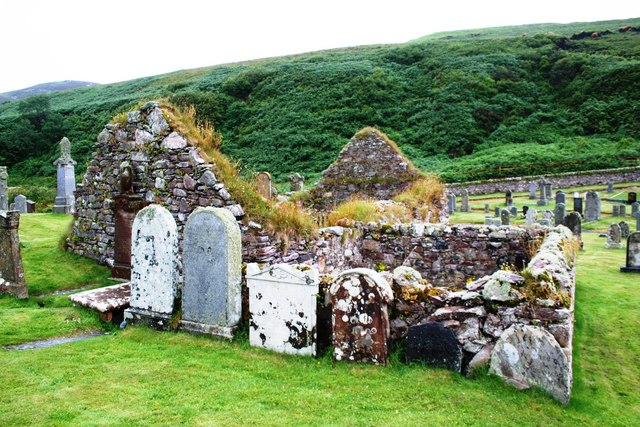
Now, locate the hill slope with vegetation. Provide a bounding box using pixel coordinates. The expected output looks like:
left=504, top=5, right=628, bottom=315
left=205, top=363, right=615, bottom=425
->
left=0, top=18, right=639, bottom=185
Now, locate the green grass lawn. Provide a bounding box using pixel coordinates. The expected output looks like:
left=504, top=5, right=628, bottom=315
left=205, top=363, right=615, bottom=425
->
left=0, top=208, right=638, bottom=425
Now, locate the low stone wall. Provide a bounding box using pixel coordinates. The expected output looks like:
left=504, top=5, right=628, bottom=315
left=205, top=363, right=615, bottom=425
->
left=447, top=166, right=640, bottom=195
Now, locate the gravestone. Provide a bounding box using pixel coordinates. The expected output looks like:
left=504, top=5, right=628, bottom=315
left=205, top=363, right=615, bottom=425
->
left=484, top=203, right=489, bottom=213
left=554, top=203, right=566, bottom=226
left=460, top=189, right=469, bottom=212
left=528, top=182, right=537, bottom=199
left=405, top=323, right=462, bottom=373
left=544, top=183, right=553, bottom=199
left=638, top=214, right=640, bottom=232
left=14, top=195, right=27, bottom=214
left=484, top=216, right=494, bottom=225
left=563, top=211, right=582, bottom=238
left=620, top=205, right=626, bottom=217
left=500, top=209, right=510, bottom=226
left=632, top=202, right=640, bottom=219
left=491, top=218, right=502, bottom=226
left=612, top=205, right=619, bottom=217
left=522, top=205, right=529, bottom=216
left=494, top=206, right=500, bottom=217
left=490, top=324, right=571, bottom=405
left=555, top=190, right=566, bottom=205
left=573, top=192, right=583, bottom=215
left=505, top=190, right=513, bottom=207
left=604, top=223, right=623, bottom=249
left=52, top=137, right=77, bottom=214
left=246, top=263, right=319, bottom=355
left=629, top=192, right=637, bottom=205
left=112, top=161, right=147, bottom=280
left=256, top=172, right=272, bottom=200
left=124, top=205, right=179, bottom=329
left=329, top=268, right=393, bottom=365
left=537, top=180, right=547, bottom=206
left=288, top=172, right=304, bottom=192
left=447, top=194, right=456, bottom=213
left=0, top=211, right=28, bottom=299
left=181, top=207, right=242, bottom=339
left=619, top=221, right=630, bottom=239
left=584, top=191, right=601, bottom=221
left=620, top=232, right=640, bottom=273
left=607, top=182, right=614, bottom=193
left=26, top=200, right=36, bottom=213
left=0, top=166, right=7, bottom=211
left=509, top=206, right=518, bottom=218
left=538, top=219, right=551, bottom=227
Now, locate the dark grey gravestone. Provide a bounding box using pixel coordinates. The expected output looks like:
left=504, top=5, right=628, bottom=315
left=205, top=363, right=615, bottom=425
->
left=509, top=206, right=518, bottom=218
left=573, top=193, right=583, bottom=215
left=181, top=207, right=242, bottom=339
left=495, top=206, right=500, bottom=217
left=631, top=202, right=639, bottom=219
left=555, top=190, right=566, bottom=206
left=605, top=223, right=623, bottom=249
left=505, top=190, right=513, bottom=207
left=619, top=221, right=630, bottom=239
left=14, top=195, right=27, bottom=214
left=484, top=203, right=490, bottom=213
left=537, top=181, right=547, bottom=206
left=584, top=191, right=601, bottom=221
left=26, top=200, right=36, bottom=213
left=405, top=323, right=462, bottom=373
left=621, top=232, right=640, bottom=272
left=564, top=212, right=582, bottom=238
left=522, top=205, right=529, bottom=216
left=544, top=183, right=553, bottom=199
left=447, top=194, right=456, bottom=214
left=629, top=192, right=637, bottom=205
left=528, top=182, right=537, bottom=199
left=461, top=189, right=469, bottom=212
left=607, top=182, right=614, bottom=193
left=554, top=203, right=566, bottom=226
left=620, top=205, right=626, bottom=217
left=612, top=205, right=619, bottom=217
left=501, top=209, right=510, bottom=226
left=0, top=166, right=7, bottom=211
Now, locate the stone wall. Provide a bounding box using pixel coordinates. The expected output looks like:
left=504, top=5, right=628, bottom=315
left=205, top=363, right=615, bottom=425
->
left=69, top=102, right=244, bottom=267
left=447, top=166, right=640, bottom=195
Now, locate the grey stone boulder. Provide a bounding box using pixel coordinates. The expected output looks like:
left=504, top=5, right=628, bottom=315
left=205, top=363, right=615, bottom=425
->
left=392, top=266, right=425, bottom=290
left=480, top=270, right=524, bottom=302
left=161, top=132, right=187, bottom=149
left=489, top=324, right=571, bottom=405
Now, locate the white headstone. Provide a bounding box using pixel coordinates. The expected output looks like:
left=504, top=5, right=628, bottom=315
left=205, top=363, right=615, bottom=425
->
left=14, top=194, right=27, bottom=214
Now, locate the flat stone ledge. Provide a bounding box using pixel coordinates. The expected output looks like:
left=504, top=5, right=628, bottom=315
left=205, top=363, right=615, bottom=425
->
left=69, top=283, right=130, bottom=323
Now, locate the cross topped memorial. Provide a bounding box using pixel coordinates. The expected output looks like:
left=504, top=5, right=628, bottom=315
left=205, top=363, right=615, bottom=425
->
left=52, top=137, right=77, bottom=214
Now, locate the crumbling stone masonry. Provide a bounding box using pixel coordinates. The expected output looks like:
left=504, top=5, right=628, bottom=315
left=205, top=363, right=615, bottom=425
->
left=0, top=211, right=28, bottom=299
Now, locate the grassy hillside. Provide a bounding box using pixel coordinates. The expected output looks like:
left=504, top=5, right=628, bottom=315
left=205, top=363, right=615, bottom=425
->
left=0, top=80, right=97, bottom=103
left=1, top=18, right=639, bottom=185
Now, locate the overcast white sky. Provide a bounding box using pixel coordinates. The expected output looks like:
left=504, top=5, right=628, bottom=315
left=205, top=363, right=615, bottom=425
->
left=1, top=0, right=638, bottom=93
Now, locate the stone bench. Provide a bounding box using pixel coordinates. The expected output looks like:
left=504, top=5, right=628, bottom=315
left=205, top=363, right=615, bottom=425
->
left=69, top=283, right=130, bottom=323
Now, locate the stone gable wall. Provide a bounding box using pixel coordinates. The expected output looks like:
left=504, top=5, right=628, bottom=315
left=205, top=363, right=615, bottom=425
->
left=69, top=103, right=243, bottom=267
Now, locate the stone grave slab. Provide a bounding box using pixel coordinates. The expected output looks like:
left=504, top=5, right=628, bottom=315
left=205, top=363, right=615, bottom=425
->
left=405, top=322, right=462, bottom=373
left=69, top=283, right=131, bottom=323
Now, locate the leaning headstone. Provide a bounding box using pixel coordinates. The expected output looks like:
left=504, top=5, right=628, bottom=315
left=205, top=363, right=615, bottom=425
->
left=494, top=206, right=500, bottom=217
left=525, top=208, right=537, bottom=227
left=604, top=223, right=623, bottom=249
left=544, top=183, right=553, bottom=199
left=0, top=211, right=28, bottom=299
left=405, top=323, right=462, bottom=373
left=256, top=172, right=272, bottom=200
left=631, top=201, right=640, bottom=219
left=0, top=166, right=7, bottom=211
left=619, top=221, right=630, bottom=239
left=528, top=181, right=537, bottom=199
left=246, top=263, right=319, bottom=355
left=620, top=232, right=640, bottom=273
left=329, top=268, right=393, bottom=365
left=584, top=191, right=601, bottom=221
left=500, top=209, right=510, bottom=226
left=460, top=189, right=469, bottom=212
left=490, top=324, right=571, bottom=405
left=509, top=206, right=518, bottom=218
left=555, top=190, right=566, bottom=206
left=52, top=137, right=77, bottom=214
left=484, top=203, right=489, bottom=213
left=607, top=182, right=614, bottom=193
left=612, top=205, right=619, bottom=217
left=619, top=205, right=626, bottom=217
left=13, top=195, right=27, bottom=214
left=573, top=192, right=583, bottom=215
left=563, top=212, right=582, bottom=238
left=181, top=207, right=242, bottom=339
left=554, top=203, right=566, bottom=226
left=124, top=205, right=179, bottom=329
left=288, top=172, right=304, bottom=192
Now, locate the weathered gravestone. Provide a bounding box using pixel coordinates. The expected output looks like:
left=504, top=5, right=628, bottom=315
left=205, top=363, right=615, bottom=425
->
left=0, top=211, right=28, bottom=299
left=124, top=205, right=178, bottom=329
left=509, top=206, right=518, bottom=218
left=288, top=172, right=304, bottom=192
left=528, top=181, right=537, bottom=199
left=329, top=268, right=393, bottom=365
left=632, top=201, right=640, bottom=219
left=544, top=183, right=553, bottom=199
left=490, top=324, right=571, bottom=405
left=620, top=232, right=640, bottom=273
left=619, top=221, right=630, bottom=239
left=537, top=180, right=547, bottom=206
left=256, top=172, right=272, bottom=200
left=500, top=209, right=510, bottom=226
left=112, top=161, right=147, bottom=279
left=484, top=203, right=490, bottom=213
left=584, top=191, right=601, bottom=221
left=494, top=206, right=500, bottom=217
left=612, top=205, right=619, bottom=217
left=460, top=189, right=469, bottom=212
left=246, top=263, right=319, bottom=355
left=447, top=194, right=456, bottom=214
left=604, top=223, right=623, bottom=249
left=620, top=205, right=626, bottom=217
left=563, top=211, right=582, bottom=238
left=0, top=166, right=8, bottom=211
left=555, top=190, right=566, bottom=205
left=505, top=190, right=513, bottom=206
left=629, top=192, right=637, bottom=205
left=607, top=182, right=614, bottom=193
left=573, top=192, right=583, bottom=215
left=181, top=207, right=242, bottom=339
left=405, top=322, right=463, bottom=373
left=554, top=203, right=566, bottom=227
left=14, top=195, right=27, bottom=214
left=52, top=137, right=77, bottom=214
left=484, top=216, right=494, bottom=225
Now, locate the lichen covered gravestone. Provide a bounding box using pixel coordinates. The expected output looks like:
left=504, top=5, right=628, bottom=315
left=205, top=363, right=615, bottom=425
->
left=554, top=203, right=566, bottom=227
left=604, top=223, right=623, bottom=249
left=447, top=194, right=456, bottom=214
left=619, top=221, right=630, bottom=239
left=490, top=324, right=572, bottom=405
left=500, top=209, right=510, bottom=226
left=247, top=263, right=319, bottom=355
left=288, top=173, right=304, bottom=192
left=181, top=207, right=242, bottom=339
left=0, top=166, right=8, bottom=211
left=405, top=322, right=463, bottom=372
left=584, top=191, right=601, bottom=221
left=461, top=189, right=470, bottom=212
left=563, top=211, right=582, bottom=238
left=329, top=268, right=394, bottom=364
left=525, top=208, right=538, bottom=228
left=124, top=205, right=178, bottom=329
left=620, top=232, right=640, bottom=273
left=528, top=181, right=537, bottom=199
left=256, top=172, right=272, bottom=200
left=0, top=211, right=28, bottom=299
left=52, top=137, right=77, bottom=214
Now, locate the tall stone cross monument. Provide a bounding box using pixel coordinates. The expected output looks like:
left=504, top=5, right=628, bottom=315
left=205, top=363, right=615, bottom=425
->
left=0, top=166, right=8, bottom=211
left=52, top=137, right=77, bottom=214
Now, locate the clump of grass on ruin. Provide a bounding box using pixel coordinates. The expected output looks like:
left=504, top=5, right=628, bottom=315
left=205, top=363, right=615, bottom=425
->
left=392, top=175, right=445, bottom=221
left=326, top=198, right=383, bottom=226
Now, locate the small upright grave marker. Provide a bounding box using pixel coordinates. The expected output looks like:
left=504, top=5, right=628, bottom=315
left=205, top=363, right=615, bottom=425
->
left=447, top=193, right=456, bottom=213
left=256, top=172, right=272, bottom=200
left=604, top=223, right=623, bottom=249
left=573, top=192, right=583, bottom=215
left=607, top=182, right=614, bottom=193
left=620, top=232, right=640, bottom=273
left=528, top=182, right=537, bottom=199
left=620, top=205, right=626, bottom=217
left=505, top=190, right=513, bottom=206
left=288, top=173, right=304, bottom=192
left=555, top=190, right=566, bottom=205
left=500, top=208, right=510, bottom=226
left=13, top=195, right=27, bottom=214
left=629, top=192, right=637, bottom=205
left=619, top=221, right=630, bottom=239
left=0, top=166, right=8, bottom=211
left=584, top=191, right=601, bottom=221
left=461, top=189, right=470, bottom=212
left=554, top=203, right=566, bottom=226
